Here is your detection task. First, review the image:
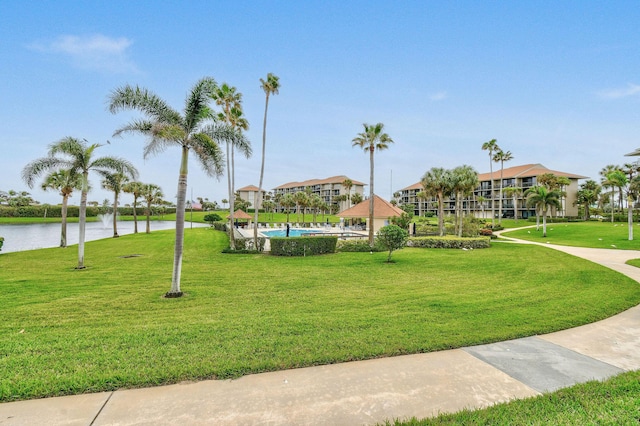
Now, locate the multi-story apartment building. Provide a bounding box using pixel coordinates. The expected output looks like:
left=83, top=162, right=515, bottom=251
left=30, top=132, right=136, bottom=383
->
left=398, top=164, right=587, bottom=219
left=272, top=175, right=365, bottom=212
left=236, top=185, right=265, bottom=209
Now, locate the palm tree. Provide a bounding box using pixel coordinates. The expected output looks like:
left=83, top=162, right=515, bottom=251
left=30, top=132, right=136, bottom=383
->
left=481, top=139, right=500, bottom=227
left=22, top=137, right=138, bottom=268
left=503, top=186, right=522, bottom=223
left=493, top=149, right=513, bottom=225
left=628, top=176, right=640, bottom=240
left=108, top=78, right=241, bottom=297
left=212, top=83, right=252, bottom=250
left=351, top=192, right=363, bottom=205
left=281, top=193, right=296, bottom=222
left=123, top=181, right=145, bottom=234
left=294, top=191, right=309, bottom=224
left=576, top=180, right=601, bottom=220
left=451, top=165, right=479, bottom=237
left=525, top=185, right=561, bottom=237
left=342, top=178, right=353, bottom=209
left=40, top=169, right=82, bottom=247
left=254, top=73, right=280, bottom=248
left=142, top=183, right=164, bottom=233
left=421, top=167, right=453, bottom=236
left=476, top=195, right=488, bottom=219
left=352, top=123, right=394, bottom=246
left=605, top=170, right=627, bottom=222
left=101, top=172, right=135, bottom=238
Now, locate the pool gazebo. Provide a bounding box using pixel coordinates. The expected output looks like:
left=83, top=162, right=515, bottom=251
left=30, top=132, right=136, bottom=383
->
left=338, top=195, right=404, bottom=234
left=227, top=209, right=253, bottom=228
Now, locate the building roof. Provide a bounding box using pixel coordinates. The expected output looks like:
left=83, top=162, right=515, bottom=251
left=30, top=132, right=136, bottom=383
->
left=338, top=195, right=404, bottom=218
left=625, top=148, right=640, bottom=157
left=227, top=209, right=253, bottom=220
left=274, top=175, right=366, bottom=190
left=399, top=164, right=588, bottom=192
left=236, top=185, right=262, bottom=192
left=476, top=164, right=588, bottom=181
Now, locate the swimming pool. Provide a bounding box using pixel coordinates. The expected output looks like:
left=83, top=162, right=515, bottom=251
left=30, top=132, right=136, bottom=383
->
left=260, top=228, right=324, bottom=238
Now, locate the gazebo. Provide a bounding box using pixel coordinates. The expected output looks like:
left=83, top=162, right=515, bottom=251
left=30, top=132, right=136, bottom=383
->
left=227, top=209, right=253, bottom=228
left=338, top=195, right=404, bottom=234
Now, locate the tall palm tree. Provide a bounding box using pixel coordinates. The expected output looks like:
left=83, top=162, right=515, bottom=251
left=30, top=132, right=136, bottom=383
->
left=142, top=183, right=164, bottom=234
left=525, top=185, right=561, bottom=237
left=421, top=167, right=453, bottom=236
left=481, top=139, right=500, bottom=227
left=493, top=149, right=513, bottom=225
left=451, top=165, right=479, bottom=237
left=476, top=195, right=488, bottom=219
left=605, top=170, right=627, bottom=223
left=22, top=137, right=138, bottom=268
left=254, top=73, right=280, bottom=248
left=101, top=172, right=135, bottom=238
left=628, top=176, right=640, bottom=240
left=123, top=181, right=145, bottom=234
left=352, top=123, right=394, bottom=246
left=294, top=191, right=309, bottom=224
left=212, top=83, right=252, bottom=250
left=40, top=169, right=82, bottom=247
left=109, top=77, right=242, bottom=297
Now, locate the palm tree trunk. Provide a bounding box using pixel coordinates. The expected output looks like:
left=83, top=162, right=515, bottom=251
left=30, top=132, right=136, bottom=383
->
left=113, top=192, right=119, bottom=238
left=542, top=209, right=547, bottom=237
left=611, top=188, right=615, bottom=223
left=60, top=194, right=69, bottom=248
left=437, top=192, right=445, bottom=236
left=146, top=201, right=151, bottom=233
left=133, top=196, right=139, bottom=234
left=226, top=141, right=235, bottom=249
left=78, top=180, right=88, bottom=269
left=628, top=195, right=633, bottom=241
left=255, top=94, right=270, bottom=248
left=368, top=146, right=374, bottom=246
left=498, top=162, right=504, bottom=226
left=489, top=156, right=495, bottom=228
left=169, top=146, right=188, bottom=297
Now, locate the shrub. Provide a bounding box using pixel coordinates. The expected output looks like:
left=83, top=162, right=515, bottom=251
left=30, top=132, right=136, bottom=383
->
left=0, top=236, right=3, bottom=252
left=407, top=236, right=490, bottom=249
left=204, top=213, right=223, bottom=225
left=376, top=225, right=409, bottom=262
left=212, top=222, right=227, bottom=232
left=229, top=237, right=266, bottom=252
left=270, top=236, right=338, bottom=256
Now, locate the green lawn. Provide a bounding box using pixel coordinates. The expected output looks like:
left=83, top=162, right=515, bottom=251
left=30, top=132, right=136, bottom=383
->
left=502, top=221, right=640, bottom=250
left=387, top=369, right=640, bottom=425
left=1, top=228, right=639, bottom=402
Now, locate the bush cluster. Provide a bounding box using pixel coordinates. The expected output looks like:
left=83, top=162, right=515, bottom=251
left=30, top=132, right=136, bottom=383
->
left=228, top=237, right=266, bottom=252
left=270, top=236, right=338, bottom=256
left=0, top=236, right=3, bottom=252
left=336, top=240, right=383, bottom=252
left=0, top=205, right=175, bottom=218
left=407, top=236, right=490, bottom=249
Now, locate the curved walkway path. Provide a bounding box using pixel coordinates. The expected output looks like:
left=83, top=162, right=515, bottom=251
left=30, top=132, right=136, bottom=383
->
left=2, top=229, right=640, bottom=425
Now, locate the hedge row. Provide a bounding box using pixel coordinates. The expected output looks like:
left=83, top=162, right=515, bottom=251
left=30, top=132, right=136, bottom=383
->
left=0, top=236, right=3, bottom=252
left=0, top=205, right=175, bottom=218
left=336, top=240, right=383, bottom=252
left=407, top=236, right=491, bottom=249
left=270, top=236, right=338, bottom=256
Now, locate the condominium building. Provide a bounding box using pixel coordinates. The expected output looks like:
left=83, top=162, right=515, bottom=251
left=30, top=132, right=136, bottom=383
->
left=398, top=164, right=588, bottom=219
left=236, top=185, right=265, bottom=208
left=272, top=175, right=366, bottom=212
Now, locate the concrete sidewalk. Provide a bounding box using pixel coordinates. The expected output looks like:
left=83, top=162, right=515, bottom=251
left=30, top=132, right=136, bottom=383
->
left=2, top=234, right=640, bottom=425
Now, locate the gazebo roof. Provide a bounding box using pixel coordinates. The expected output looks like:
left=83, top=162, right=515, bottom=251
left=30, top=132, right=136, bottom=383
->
left=227, top=209, right=252, bottom=220
left=338, top=195, right=404, bottom=218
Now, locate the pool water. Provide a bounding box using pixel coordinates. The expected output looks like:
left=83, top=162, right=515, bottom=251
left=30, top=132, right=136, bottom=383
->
left=260, top=229, right=324, bottom=238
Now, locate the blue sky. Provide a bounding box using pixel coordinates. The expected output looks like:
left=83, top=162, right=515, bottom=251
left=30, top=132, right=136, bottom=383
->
left=2, top=1, right=640, bottom=206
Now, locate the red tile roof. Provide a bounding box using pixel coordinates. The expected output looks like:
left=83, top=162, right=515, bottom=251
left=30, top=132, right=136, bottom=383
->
left=274, top=175, right=366, bottom=190
left=338, top=195, right=404, bottom=218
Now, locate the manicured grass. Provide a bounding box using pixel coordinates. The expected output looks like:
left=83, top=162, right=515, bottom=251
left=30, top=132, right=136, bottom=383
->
left=1, top=229, right=639, bottom=402
left=502, top=221, right=640, bottom=250
left=0, top=215, right=165, bottom=224
left=386, top=369, right=640, bottom=425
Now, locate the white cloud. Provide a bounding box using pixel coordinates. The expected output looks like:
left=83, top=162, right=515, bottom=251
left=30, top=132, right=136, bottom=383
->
left=597, top=83, right=640, bottom=100
left=29, top=34, right=138, bottom=73
left=429, top=91, right=447, bottom=101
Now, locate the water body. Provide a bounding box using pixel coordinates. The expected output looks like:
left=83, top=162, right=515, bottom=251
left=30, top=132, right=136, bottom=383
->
left=0, top=221, right=207, bottom=253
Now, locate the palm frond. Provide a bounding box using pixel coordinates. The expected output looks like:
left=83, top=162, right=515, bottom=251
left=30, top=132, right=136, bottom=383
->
left=143, top=138, right=176, bottom=159
left=91, top=157, right=139, bottom=180
left=184, top=77, right=218, bottom=131
left=202, top=123, right=252, bottom=158
left=109, top=85, right=182, bottom=126
left=191, top=132, right=225, bottom=178
left=21, top=157, right=69, bottom=188
left=113, top=119, right=154, bottom=138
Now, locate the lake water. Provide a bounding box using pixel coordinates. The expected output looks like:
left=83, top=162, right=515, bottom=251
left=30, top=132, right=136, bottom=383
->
left=0, top=221, right=207, bottom=253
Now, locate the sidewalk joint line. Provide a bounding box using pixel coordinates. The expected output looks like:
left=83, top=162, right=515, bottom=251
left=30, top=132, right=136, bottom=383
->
left=89, top=391, right=114, bottom=426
